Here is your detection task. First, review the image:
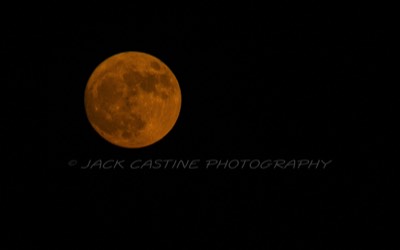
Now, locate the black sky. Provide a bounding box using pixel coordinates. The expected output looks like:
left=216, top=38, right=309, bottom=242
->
left=40, top=3, right=387, bottom=249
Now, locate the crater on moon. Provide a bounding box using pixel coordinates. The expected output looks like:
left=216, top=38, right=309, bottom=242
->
left=84, top=51, right=181, bottom=148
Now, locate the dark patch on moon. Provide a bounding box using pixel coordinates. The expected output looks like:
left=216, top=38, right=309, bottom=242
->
left=121, top=131, right=132, bottom=139
left=97, top=77, right=125, bottom=113
left=123, top=70, right=143, bottom=88
left=122, top=68, right=173, bottom=100
left=150, top=61, right=161, bottom=70
left=140, top=73, right=158, bottom=93
left=97, top=78, right=118, bottom=108
left=159, top=92, right=169, bottom=100
left=94, top=110, right=147, bottom=140
left=159, top=73, right=172, bottom=88
left=92, top=111, right=117, bottom=135
left=124, top=94, right=139, bottom=109
left=128, top=113, right=146, bottom=131
left=91, top=69, right=111, bottom=89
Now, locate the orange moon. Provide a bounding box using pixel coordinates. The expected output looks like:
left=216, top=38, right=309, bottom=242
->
left=84, top=51, right=181, bottom=148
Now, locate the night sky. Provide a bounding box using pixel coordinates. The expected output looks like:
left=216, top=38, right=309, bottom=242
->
left=40, top=3, right=387, bottom=249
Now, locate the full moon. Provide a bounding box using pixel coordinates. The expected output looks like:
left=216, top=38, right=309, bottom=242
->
left=84, top=51, right=181, bottom=148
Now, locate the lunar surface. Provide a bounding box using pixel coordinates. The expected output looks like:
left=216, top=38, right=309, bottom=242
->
left=84, top=51, right=181, bottom=148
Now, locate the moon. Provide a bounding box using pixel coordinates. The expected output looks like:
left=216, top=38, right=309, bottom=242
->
left=84, top=51, right=181, bottom=148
